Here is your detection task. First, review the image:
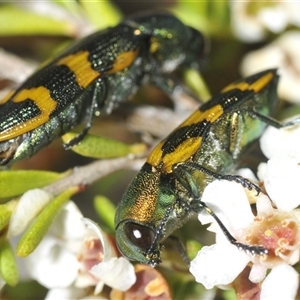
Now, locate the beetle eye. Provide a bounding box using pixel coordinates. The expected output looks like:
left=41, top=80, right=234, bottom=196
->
left=124, top=222, right=155, bottom=251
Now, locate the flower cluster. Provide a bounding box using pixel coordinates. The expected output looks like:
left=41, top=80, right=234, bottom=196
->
left=2, top=196, right=171, bottom=299
left=230, top=1, right=300, bottom=43
left=190, top=120, right=300, bottom=298
left=230, top=2, right=300, bottom=104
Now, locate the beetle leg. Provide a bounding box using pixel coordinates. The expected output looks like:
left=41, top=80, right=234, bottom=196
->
left=64, top=78, right=107, bottom=149
left=150, top=74, right=202, bottom=110
left=190, top=200, right=268, bottom=256
left=167, top=235, right=191, bottom=266
left=173, top=162, right=267, bottom=255
left=246, top=109, right=300, bottom=129
left=173, top=162, right=261, bottom=197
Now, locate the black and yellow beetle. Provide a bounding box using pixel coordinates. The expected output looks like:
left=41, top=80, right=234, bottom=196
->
left=0, top=12, right=205, bottom=165
left=115, top=69, right=299, bottom=266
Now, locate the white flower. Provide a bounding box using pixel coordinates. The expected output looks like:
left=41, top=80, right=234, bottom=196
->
left=259, top=117, right=300, bottom=160
left=241, top=31, right=300, bottom=103
left=83, top=218, right=136, bottom=294
left=259, top=117, right=300, bottom=211
left=45, top=287, right=89, bottom=300
left=0, top=189, right=53, bottom=290
left=190, top=180, right=259, bottom=289
left=230, top=1, right=300, bottom=42
left=190, top=181, right=300, bottom=294
left=190, top=123, right=300, bottom=296
left=260, top=264, right=298, bottom=300
left=23, top=201, right=136, bottom=297
left=7, top=189, right=53, bottom=238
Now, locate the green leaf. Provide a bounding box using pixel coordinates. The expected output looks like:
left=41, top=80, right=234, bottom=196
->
left=2, top=280, right=47, bottom=300
left=186, top=239, right=202, bottom=261
left=0, top=238, right=18, bottom=286
left=16, top=186, right=79, bottom=257
left=62, top=133, right=146, bottom=159
left=172, top=1, right=231, bottom=37
left=0, top=170, right=67, bottom=198
left=79, top=0, right=122, bottom=28
left=53, top=0, right=82, bottom=15
left=0, top=200, right=17, bottom=231
left=94, top=195, right=116, bottom=231
left=183, top=69, right=211, bottom=102
left=0, top=5, right=76, bottom=36
left=224, top=289, right=238, bottom=300
left=278, top=105, right=300, bottom=120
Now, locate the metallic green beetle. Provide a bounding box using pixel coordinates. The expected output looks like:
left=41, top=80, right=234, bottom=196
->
left=0, top=12, right=205, bottom=165
left=115, top=69, right=298, bottom=266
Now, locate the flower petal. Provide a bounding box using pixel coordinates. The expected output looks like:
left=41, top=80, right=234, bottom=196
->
left=258, top=6, right=287, bottom=33
left=255, top=194, right=274, bottom=215
left=199, top=181, right=254, bottom=232
left=45, top=287, right=87, bottom=300
left=90, top=257, right=136, bottom=292
left=260, top=264, right=299, bottom=299
left=241, top=32, right=300, bottom=103
left=260, top=123, right=300, bottom=160
left=7, top=189, right=52, bottom=238
left=257, top=162, right=267, bottom=182
left=263, top=155, right=300, bottom=210
left=82, top=218, right=112, bottom=260
left=190, top=244, right=249, bottom=289
left=24, top=236, right=80, bottom=288
left=230, top=2, right=266, bottom=42
left=49, top=201, right=86, bottom=241
left=249, top=263, right=267, bottom=283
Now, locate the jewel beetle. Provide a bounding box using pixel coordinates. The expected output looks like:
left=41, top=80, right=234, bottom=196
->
left=115, top=69, right=299, bottom=266
left=0, top=12, right=205, bottom=165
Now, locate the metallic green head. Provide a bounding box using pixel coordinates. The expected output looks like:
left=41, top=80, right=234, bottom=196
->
left=115, top=163, right=178, bottom=266
left=124, top=12, right=206, bottom=72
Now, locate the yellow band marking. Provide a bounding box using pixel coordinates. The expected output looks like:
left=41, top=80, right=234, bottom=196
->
left=147, top=137, right=203, bottom=173
left=161, top=137, right=202, bottom=173
left=180, top=104, right=224, bottom=127
left=107, top=48, right=139, bottom=74
left=222, top=71, right=274, bottom=93
left=57, top=51, right=100, bottom=89
left=147, top=105, right=223, bottom=172
left=0, top=86, right=57, bottom=141
left=0, top=48, right=140, bottom=142
left=57, top=49, right=139, bottom=88
left=146, top=71, right=275, bottom=173
left=146, top=140, right=165, bottom=168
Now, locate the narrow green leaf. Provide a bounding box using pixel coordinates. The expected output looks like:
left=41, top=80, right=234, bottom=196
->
left=3, top=280, right=47, bottom=300
left=0, top=238, right=18, bottom=286
left=0, top=200, right=17, bottom=231
left=0, top=170, right=67, bottom=198
left=62, top=133, right=146, bottom=159
left=16, top=186, right=79, bottom=257
left=79, top=0, right=122, bottom=28
left=183, top=69, right=211, bottom=102
left=0, top=5, right=76, bottom=36
left=94, top=195, right=116, bottom=231
left=54, top=0, right=82, bottom=15
left=172, top=1, right=231, bottom=37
